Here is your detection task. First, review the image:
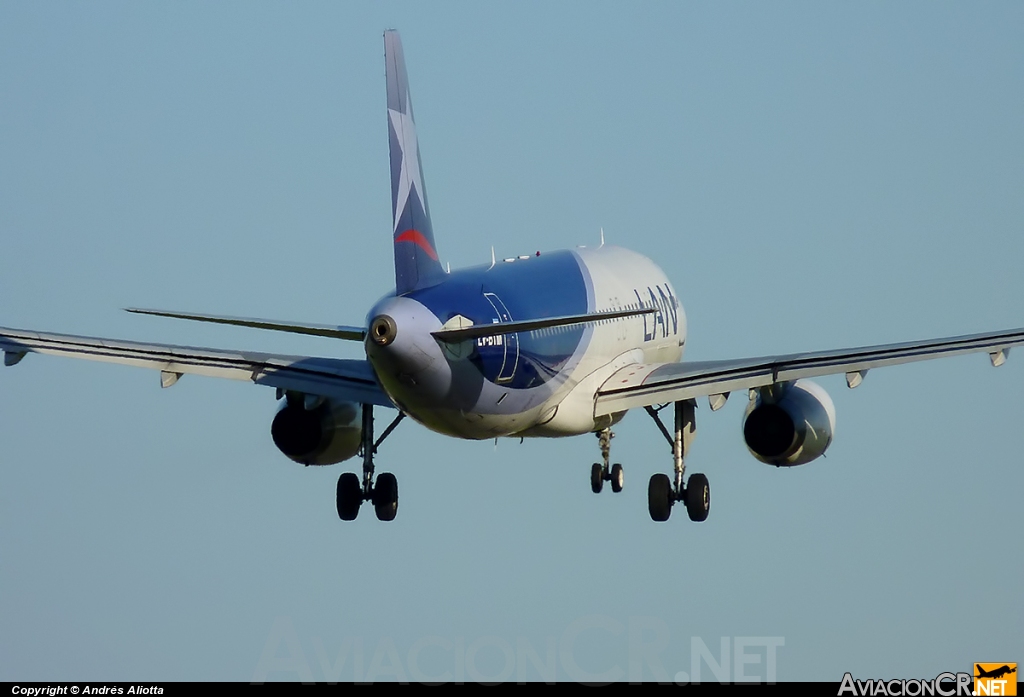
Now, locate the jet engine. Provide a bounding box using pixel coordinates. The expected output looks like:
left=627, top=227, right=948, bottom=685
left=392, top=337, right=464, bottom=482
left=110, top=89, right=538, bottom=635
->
left=271, top=395, right=362, bottom=466
left=742, top=379, right=835, bottom=466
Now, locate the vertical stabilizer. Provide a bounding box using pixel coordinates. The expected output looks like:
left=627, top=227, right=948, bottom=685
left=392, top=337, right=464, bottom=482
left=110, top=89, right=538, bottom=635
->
left=385, top=30, right=445, bottom=295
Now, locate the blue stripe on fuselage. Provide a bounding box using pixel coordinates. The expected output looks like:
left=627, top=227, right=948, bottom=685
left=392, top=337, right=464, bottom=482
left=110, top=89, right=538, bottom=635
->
left=407, top=251, right=590, bottom=390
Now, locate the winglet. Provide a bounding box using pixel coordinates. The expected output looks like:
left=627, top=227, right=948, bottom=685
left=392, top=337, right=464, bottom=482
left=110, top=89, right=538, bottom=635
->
left=385, top=30, right=446, bottom=295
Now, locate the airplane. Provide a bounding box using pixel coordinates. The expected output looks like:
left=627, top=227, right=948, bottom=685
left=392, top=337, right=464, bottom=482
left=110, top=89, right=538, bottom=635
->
left=2, top=30, right=1023, bottom=524
left=975, top=665, right=1016, bottom=680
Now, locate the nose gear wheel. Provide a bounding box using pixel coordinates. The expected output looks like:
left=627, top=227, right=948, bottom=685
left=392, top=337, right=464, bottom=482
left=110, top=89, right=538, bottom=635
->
left=589, top=428, right=625, bottom=495
left=585, top=427, right=622, bottom=491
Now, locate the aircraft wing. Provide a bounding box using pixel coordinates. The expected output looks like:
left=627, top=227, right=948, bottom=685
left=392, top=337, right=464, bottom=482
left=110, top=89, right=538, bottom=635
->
left=595, top=326, right=1024, bottom=416
left=0, top=326, right=393, bottom=408
left=125, top=307, right=366, bottom=341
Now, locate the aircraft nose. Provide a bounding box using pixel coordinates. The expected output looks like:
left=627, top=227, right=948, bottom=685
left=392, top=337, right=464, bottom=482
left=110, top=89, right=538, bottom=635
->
left=369, top=314, right=398, bottom=347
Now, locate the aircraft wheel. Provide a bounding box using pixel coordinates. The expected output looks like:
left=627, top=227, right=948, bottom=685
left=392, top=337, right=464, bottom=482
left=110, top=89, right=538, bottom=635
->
left=610, top=463, right=624, bottom=493
left=590, top=463, right=604, bottom=493
left=648, top=474, right=672, bottom=522
left=373, top=472, right=399, bottom=521
left=337, top=472, right=362, bottom=521
left=685, top=473, right=710, bottom=522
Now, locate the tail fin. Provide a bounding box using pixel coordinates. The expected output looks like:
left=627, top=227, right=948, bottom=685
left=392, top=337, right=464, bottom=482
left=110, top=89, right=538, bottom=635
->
left=385, top=30, right=445, bottom=295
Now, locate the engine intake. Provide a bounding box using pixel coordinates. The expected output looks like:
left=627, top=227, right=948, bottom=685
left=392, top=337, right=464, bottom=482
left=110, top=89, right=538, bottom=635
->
left=271, top=397, right=362, bottom=466
left=742, top=379, right=835, bottom=466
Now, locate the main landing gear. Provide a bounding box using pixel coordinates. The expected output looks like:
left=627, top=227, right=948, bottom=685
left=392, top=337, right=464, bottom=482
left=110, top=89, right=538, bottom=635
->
left=645, top=400, right=710, bottom=523
left=337, top=405, right=405, bottom=522
left=590, top=427, right=624, bottom=494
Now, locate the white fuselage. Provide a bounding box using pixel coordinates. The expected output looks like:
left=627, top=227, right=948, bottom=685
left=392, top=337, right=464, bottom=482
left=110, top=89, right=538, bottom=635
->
left=522, top=246, right=685, bottom=436
left=366, top=246, right=686, bottom=440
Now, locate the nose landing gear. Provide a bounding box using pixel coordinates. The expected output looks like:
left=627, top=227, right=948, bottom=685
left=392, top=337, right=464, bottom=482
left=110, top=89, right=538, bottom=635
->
left=590, top=428, right=624, bottom=494
left=645, top=401, right=710, bottom=523
left=336, top=404, right=404, bottom=522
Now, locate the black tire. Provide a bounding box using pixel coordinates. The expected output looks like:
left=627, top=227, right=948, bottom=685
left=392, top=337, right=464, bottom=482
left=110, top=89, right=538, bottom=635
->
left=591, top=463, right=604, bottom=494
left=373, top=472, right=399, bottom=522
left=336, top=472, right=362, bottom=521
left=685, top=473, right=710, bottom=522
left=610, top=463, right=624, bottom=493
left=648, top=474, right=672, bottom=522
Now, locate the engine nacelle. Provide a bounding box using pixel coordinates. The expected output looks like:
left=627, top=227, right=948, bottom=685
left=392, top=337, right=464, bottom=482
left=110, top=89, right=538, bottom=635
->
left=271, top=396, right=362, bottom=466
left=742, top=379, right=835, bottom=466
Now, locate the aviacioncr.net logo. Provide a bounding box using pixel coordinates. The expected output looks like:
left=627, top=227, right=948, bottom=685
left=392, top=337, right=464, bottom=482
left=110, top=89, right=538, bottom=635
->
left=974, top=663, right=1017, bottom=696
left=838, top=672, right=973, bottom=696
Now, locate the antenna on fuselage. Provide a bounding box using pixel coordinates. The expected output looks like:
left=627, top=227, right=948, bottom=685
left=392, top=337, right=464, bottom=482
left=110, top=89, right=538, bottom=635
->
left=489, top=246, right=496, bottom=270
left=599, top=228, right=605, bottom=248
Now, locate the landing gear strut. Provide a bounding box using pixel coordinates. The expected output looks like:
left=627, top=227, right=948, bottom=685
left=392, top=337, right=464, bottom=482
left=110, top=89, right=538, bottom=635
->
left=645, top=400, right=710, bottom=522
left=336, top=404, right=404, bottom=522
left=590, top=427, right=624, bottom=494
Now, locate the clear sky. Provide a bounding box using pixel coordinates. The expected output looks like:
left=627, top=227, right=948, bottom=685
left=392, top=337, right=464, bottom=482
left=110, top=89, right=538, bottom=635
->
left=1, top=1, right=1021, bottom=683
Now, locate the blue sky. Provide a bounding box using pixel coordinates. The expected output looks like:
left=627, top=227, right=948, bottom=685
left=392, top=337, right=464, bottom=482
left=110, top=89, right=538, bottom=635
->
left=1, top=1, right=1021, bottom=682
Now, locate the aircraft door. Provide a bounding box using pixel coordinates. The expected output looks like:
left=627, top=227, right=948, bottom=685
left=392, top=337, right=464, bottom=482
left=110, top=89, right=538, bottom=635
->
left=482, top=292, right=520, bottom=383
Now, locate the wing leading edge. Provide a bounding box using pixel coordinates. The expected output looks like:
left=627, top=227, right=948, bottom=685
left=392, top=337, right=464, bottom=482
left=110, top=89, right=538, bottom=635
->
left=125, top=308, right=366, bottom=341
left=595, top=326, right=1024, bottom=416
left=0, top=326, right=394, bottom=408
